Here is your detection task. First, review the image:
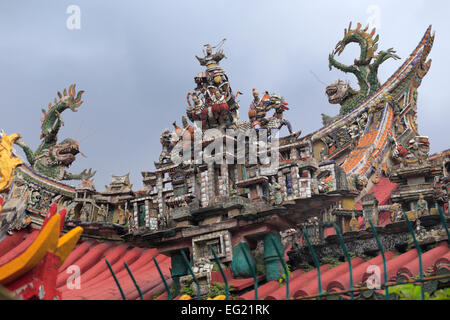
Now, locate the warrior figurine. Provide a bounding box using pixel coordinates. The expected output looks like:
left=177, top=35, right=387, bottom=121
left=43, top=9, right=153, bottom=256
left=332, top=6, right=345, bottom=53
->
left=211, top=88, right=231, bottom=127
left=416, top=194, right=429, bottom=217
left=248, top=89, right=269, bottom=131
left=126, top=209, right=135, bottom=231
left=196, top=43, right=226, bottom=68
left=319, top=147, right=328, bottom=162
left=195, top=40, right=227, bottom=86
left=390, top=203, right=403, bottom=223
left=406, top=139, right=420, bottom=160
left=195, top=39, right=226, bottom=72
left=115, top=205, right=127, bottom=225
left=80, top=204, right=90, bottom=222
left=269, top=178, right=283, bottom=206
left=249, top=88, right=262, bottom=110
left=97, top=204, right=107, bottom=222
left=173, top=117, right=194, bottom=150
left=269, top=95, right=293, bottom=134
left=186, top=92, right=208, bottom=128
left=348, top=123, right=360, bottom=140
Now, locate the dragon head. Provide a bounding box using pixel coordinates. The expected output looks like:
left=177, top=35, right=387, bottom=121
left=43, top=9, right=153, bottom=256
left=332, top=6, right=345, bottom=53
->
left=326, top=80, right=357, bottom=105
left=47, top=138, right=80, bottom=167
left=263, top=94, right=289, bottom=112
left=160, top=129, right=175, bottom=146
left=33, top=137, right=95, bottom=181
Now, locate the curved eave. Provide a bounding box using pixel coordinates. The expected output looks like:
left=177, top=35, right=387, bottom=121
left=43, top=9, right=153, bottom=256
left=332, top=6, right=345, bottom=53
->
left=15, top=164, right=76, bottom=196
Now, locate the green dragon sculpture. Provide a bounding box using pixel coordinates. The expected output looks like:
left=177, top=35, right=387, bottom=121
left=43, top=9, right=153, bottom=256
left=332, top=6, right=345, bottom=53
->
left=323, top=22, right=400, bottom=124
left=15, top=84, right=96, bottom=181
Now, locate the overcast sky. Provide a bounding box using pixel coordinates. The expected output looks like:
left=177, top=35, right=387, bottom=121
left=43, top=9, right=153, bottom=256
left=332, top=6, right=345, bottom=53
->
left=0, top=0, right=448, bottom=190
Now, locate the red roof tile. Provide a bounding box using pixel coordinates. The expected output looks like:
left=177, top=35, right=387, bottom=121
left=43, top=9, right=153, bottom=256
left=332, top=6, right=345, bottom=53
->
left=0, top=230, right=32, bottom=258
left=59, top=244, right=170, bottom=300
left=293, top=257, right=365, bottom=298
left=2, top=229, right=448, bottom=300
left=362, top=249, right=418, bottom=283
left=264, top=265, right=329, bottom=300
left=238, top=280, right=280, bottom=300
left=436, top=251, right=450, bottom=267
left=238, top=242, right=449, bottom=300
left=327, top=252, right=396, bottom=291
left=0, top=230, right=171, bottom=300
left=0, top=230, right=38, bottom=266
left=397, top=242, right=449, bottom=280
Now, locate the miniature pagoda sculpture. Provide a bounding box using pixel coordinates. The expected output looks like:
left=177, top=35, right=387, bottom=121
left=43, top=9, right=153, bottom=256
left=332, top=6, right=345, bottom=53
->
left=74, top=179, right=97, bottom=222
left=362, top=194, right=379, bottom=228
left=96, top=174, right=135, bottom=225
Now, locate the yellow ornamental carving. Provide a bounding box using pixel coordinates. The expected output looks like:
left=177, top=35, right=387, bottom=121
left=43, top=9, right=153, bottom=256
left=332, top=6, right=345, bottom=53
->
left=349, top=216, right=359, bottom=232
left=0, top=133, right=22, bottom=193
left=207, top=295, right=226, bottom=300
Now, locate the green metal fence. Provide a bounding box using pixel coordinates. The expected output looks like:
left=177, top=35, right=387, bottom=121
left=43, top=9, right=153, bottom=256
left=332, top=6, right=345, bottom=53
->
left=240, top=242, right=258, bottom=300
left=105, top=208, right=449, bottom=300
left=295, top=211, right=450, bottom=300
